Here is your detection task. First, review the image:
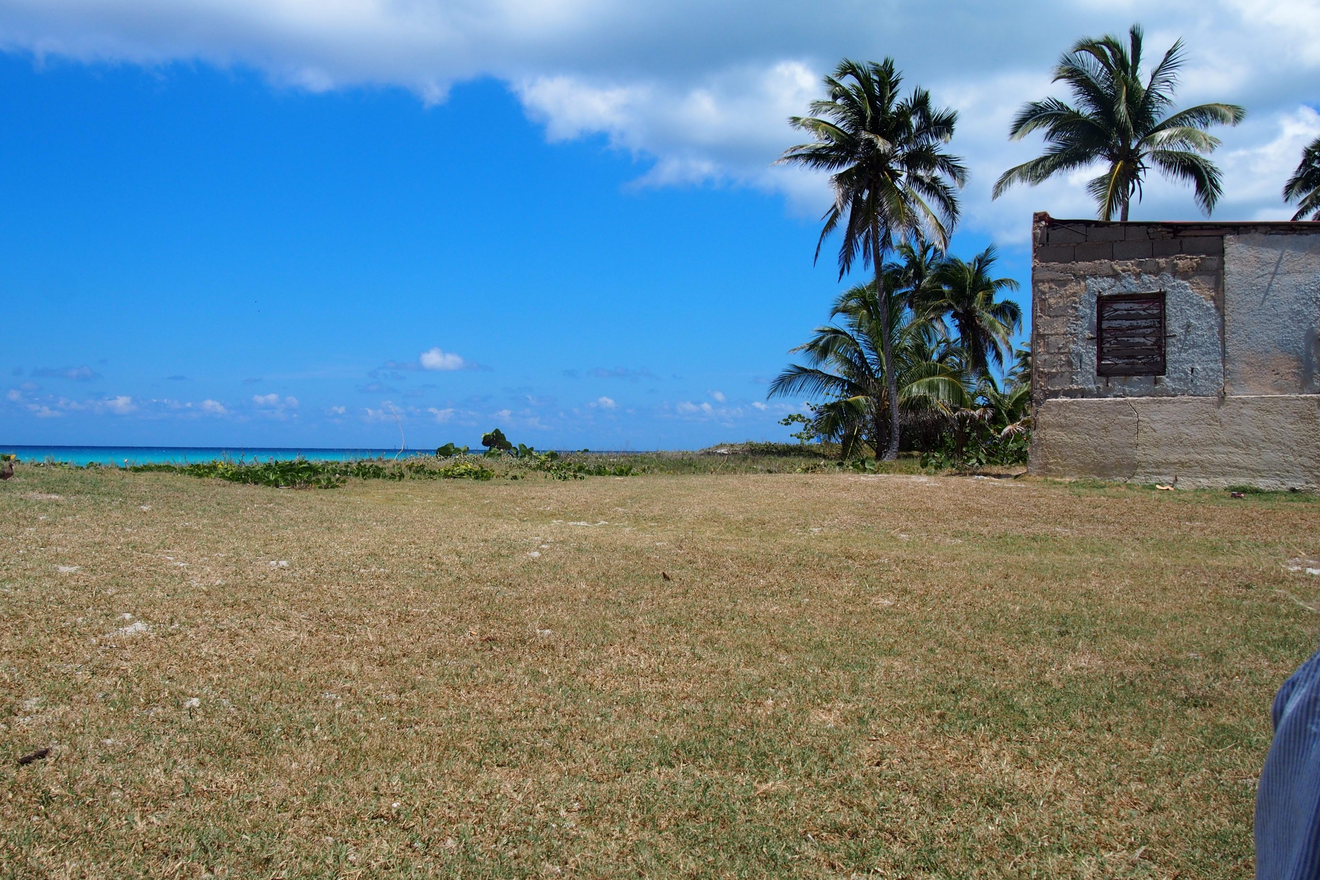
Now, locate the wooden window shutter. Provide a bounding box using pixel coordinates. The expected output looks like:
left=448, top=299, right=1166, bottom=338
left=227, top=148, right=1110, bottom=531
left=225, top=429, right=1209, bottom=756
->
left=1097, top=293, right=1166, bottom=377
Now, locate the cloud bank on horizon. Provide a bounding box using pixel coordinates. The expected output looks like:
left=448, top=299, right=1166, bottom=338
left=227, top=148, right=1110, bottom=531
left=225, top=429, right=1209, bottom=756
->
left=1, top=0, right=1317, bottom=241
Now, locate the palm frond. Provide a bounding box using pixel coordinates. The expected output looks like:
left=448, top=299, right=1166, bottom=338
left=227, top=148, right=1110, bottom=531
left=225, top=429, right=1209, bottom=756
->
left=1008, top=99, right=1098, bottom=141
left=1141, top=35, right=1184, bottom=115
left=993, top=144, right=1099, bottom=198
left=1149, top=149, right=1223, bottom=215
left=1284, top=136, right=1320, bottom=220
left=1142, top=125, right=1222, bottom=153
left=1086, top=162, right=1138, bottom=221
left=767, top=364, right=858, bottom=402
left=1151, top=102, right=1245, bottom=132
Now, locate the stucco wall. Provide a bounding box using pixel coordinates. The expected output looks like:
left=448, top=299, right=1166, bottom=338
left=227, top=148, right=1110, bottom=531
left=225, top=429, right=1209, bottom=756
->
left=1030, top=214, right=1320, bottom=488
left=1224, top=233, right=1320, bottom=395
left=1031, top=395, right=1320, bottom=490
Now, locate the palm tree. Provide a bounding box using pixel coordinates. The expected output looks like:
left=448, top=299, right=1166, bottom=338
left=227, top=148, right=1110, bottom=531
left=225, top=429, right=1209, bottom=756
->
left=980, top=371, right=1032, bottom=441
left=780, top=58, right=966, bottom=459
left=925, top=245, right=1023, bottom=376
left=993, top=24, right=1245, bottom=221
left=937, top=372, right=1033, bottom=465
left=1284, top=136, right=1320, bottom=220
left=768, top=281, right=966, bottom=459
left=1005, top=344, right=1032, bottom=393
left=887, top=240, right=944, bottom=313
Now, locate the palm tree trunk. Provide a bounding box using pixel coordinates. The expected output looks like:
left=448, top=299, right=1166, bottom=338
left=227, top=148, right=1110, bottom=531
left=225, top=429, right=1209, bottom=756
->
left=873, top=221, right=901, bottom=461
left=1120, top=197, right=1129, bottom=222
left=872, top=402, right=886, bottom=461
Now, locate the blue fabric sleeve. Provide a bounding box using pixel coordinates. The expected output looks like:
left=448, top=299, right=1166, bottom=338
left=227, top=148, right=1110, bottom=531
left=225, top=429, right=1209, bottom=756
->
left=1257, top=646, right=1320, bottom=880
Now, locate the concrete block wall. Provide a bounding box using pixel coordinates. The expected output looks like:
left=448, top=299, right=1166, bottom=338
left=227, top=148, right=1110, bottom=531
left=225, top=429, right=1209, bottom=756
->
left=1035, top=220, right=1227, bottom=265
left=1030, top=213, right=1320, bottom=489
left=1031, top=216, right=1228, bottom=400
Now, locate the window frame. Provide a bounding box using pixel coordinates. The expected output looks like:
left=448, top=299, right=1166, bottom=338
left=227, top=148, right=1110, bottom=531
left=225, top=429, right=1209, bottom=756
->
left=1096, top=292, right=1167, bottom=378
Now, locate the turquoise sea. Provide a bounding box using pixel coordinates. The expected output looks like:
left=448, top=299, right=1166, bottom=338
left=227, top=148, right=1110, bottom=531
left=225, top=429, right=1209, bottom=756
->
left=1, top=446, right=413, bottom=467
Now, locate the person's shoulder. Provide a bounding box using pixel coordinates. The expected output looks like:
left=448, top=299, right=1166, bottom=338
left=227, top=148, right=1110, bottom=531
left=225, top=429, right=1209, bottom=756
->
left=1275, top=646, right=1320, bottom=728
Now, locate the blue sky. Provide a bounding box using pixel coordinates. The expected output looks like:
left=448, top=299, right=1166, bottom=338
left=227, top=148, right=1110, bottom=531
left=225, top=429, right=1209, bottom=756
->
left=1, top=1, right=1315, bottom=450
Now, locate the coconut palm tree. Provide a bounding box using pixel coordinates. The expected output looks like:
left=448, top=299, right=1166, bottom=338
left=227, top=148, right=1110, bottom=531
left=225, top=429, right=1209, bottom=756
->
left=887, top=240, right=944, bottom=313
left=980, top=371, right=1032, bottom=440
left=933, top=372, right=1033, bottom=465
left=925, top=245, right=1023, bottom=376
left=1005, top=344, right=1032, bottom=393
left=1284, top=136, right=1320, bottom=221
left=993, top=24, right=1245, bottom=221
left=768, top=281, right=967, bottom=459
left=780, top=58, right=966, bottom=459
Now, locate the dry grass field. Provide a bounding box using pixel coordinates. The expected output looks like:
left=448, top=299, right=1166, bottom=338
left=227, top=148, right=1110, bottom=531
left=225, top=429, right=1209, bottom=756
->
left=1, top=466, right=1317, bottom=878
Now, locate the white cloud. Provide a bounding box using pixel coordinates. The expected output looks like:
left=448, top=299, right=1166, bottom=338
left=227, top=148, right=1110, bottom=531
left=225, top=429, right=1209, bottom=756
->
left=670, top=397, right=791, bottom=422
left=0, top=1, right=1316, bottom=235
left=515, top=60, right=818, bottom=195
left=103, top=395, right=136, bottom=415
left=707, top=390, right=726, bottom=403
left=356, top=402, right=489, bottom=425
left=326, top=404, right=347, bottom=416
left=1220, top=0, right=1320, bottom=66
left=39, top=394, right=137, bottom=415
left=253, top=393, right=298, bottom=408
left=6, top=387, right=249, bottom=420
left=1218, top=106, right=1320, bottom=219
left=419, top=347, right=467, bottom=371
left=594, top=396, right=616, bottom=409
left=252, top=392, right=298, bottom=419
left=519, top=76, right=634, bottom=143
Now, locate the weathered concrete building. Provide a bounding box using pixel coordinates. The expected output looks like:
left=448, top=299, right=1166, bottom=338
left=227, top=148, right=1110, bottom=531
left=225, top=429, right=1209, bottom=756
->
left=1030, top=212, right=1320, bottom=489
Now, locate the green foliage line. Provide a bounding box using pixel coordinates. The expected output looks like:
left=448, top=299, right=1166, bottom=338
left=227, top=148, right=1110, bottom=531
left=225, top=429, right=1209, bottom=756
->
left=125, top=456, right=516, bottom=488
left=106, top=431, right=646, bottom=489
